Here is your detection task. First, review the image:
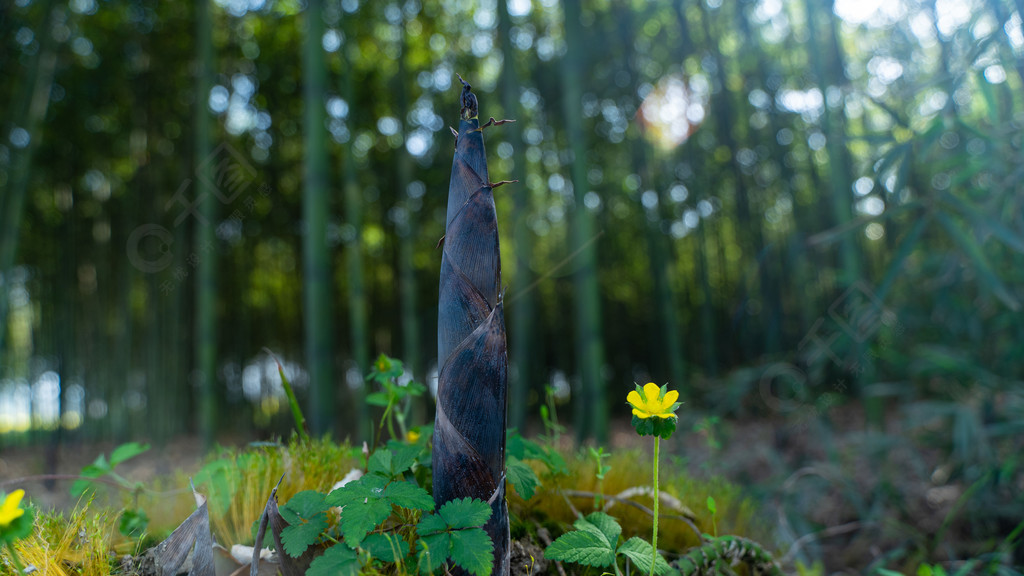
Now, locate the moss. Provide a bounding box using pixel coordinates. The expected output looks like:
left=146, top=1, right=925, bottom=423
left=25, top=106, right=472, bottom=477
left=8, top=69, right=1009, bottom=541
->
left=508, top=448, right=770, bottom=553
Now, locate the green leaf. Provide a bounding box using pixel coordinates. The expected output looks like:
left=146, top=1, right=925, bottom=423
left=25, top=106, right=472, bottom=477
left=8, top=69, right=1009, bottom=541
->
left=438, top=497, right=492, bottom=529
left=280, top=490, right=329, bottom=521
left=71, top=454, right=111, bottom=497
left=544, top=529, right=616, bottom=568
left=280, top=516, right=327, bottom=557
left=280, top=491, right=329, bottom=557
left=110, top=442, right=150, bottom=467
left=307, top=544, right=360, bottom=576
left=340, top=499, right=391, bottom=546
left=416, top=497, right=495, bottom=576
left=417, top=533, right=449, bottom=575
left=328, top=474, right=386, bottom=507
left=450, top=527, right=494, bottom=576
left=937, top=211, right=1021, bottom=311
left=368, top=450, right=394, bottom=476
left=416, top=508, right=450, bottom=537
left=617, top=537, right=671, bottom=575
left=328, top=474, right=396, bottom=545
left=386, top=480, right=434, bottom=511
left=366, top=392, right=390, bottom=406
left=193, top=458, right=235, bottom=518
left=576, top=512, right=621, bottom=549
left=119, top=508, right=149, bottom=538
left=404, top=380, right=427, bottom=396
left=506, top=456, right=539, bottom=500
left=381, top=441, right=423, bottom=476
left=706, top=496, right=717, bottom=515
left=362, top=532, right=410, bottom=563
left=251, top=518, right=275, bottom=549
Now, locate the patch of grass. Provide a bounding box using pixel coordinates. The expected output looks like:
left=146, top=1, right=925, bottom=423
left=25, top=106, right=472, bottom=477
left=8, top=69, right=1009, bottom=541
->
left=190, top=434, right=357, bottom=546
left=3, top=497, right=114, bottom=576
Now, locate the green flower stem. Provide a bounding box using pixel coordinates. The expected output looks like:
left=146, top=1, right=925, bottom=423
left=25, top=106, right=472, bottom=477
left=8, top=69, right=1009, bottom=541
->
left=650, top=435, right=660, bottom=576
left=6, top=541, right=25, bottom=574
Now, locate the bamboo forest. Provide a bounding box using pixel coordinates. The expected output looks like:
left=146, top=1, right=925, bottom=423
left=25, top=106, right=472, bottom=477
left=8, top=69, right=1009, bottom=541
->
left=1, top=0, right=1023, bottom=574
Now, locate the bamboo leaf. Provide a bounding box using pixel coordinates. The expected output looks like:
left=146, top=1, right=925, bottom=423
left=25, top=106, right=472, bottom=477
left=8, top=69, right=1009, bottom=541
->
left=940, top=192, right=1024, bottom=254
left=936, top=211, right=1021, bottom=310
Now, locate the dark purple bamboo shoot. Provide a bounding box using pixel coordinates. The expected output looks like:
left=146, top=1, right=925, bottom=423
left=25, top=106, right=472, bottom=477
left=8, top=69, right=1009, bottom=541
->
left=434, top=77, right=510, bottom=576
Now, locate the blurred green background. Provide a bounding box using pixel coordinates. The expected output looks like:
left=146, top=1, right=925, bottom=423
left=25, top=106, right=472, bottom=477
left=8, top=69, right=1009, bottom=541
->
left=3, top=0, right=1023, bottom=442
left=3, top=0, right=1024, bottom=568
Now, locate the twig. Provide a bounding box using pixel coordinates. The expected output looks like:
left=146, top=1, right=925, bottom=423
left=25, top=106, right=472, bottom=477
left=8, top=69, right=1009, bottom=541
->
left=558, top=488, right=582, bottom=519
left=480, top=117, right=516, bottom=129
left=534, top=522, right=567, bottom=576
left=778, top=521, right=864, bottom=565
left=0, top=474, right=188, bottom=496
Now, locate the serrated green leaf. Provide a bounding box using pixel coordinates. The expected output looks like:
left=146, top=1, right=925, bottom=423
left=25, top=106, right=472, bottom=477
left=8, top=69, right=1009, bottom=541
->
left=386, top=480, right=434, bottom=511
left=339, top=498, right=391, bottom=546
left=368, top=450, right=394, bottom=475
left=307, top=544, right=360, bottom=576
left=617, top=537, right=671, bottom=575
left=438, top=497, right=492, bottom=529
left=544, top=529, right=616, bottom=567
left=417, top=534, right=449, bottom=575
left=416, top=509, right=450, bottom=536
left=362, top=532, right=410, bottom=563
left=280, top=513, right=327, bottom=557
left=450, top=527, right=494, bottom=576
left=383, top=441, right=423, bottom=476
left=506, top=457, right=539, bottom=500
left=279, top=491, right=329, bottom=557
left=280, top=490, right=328, bottom=521
left=327, top=474, right=388, bottom=507
left=110, top=442, right=150, bottom=467
left=577, top=512, right=620, bottom=549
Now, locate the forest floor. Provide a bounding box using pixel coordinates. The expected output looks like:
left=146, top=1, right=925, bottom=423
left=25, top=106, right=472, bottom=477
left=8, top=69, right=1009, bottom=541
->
left=0, top=404, right=991, bottom=573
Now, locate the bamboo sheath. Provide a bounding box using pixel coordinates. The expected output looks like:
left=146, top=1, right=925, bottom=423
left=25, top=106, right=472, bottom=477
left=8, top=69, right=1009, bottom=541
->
left=433, top=78, right=511, bottom=576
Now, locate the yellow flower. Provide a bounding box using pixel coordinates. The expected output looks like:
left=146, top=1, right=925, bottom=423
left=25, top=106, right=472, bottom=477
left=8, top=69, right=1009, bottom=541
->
left=0, top=489, right=26, bottom=527
left=406, top=430, right=421, bottom=443
left=627, top=383, right=679, bottom=420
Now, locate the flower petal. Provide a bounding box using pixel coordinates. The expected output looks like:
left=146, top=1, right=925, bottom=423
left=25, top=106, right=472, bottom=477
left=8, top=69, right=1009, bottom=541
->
left=0, top=489, right=25, bottom=526
left=662, top=389, right=679, bottom=407
left=626, top=389, right=642, bottom=408
left=632, top=408, right=652, bottom=419
left=642, top=382, right=661, bottom=403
